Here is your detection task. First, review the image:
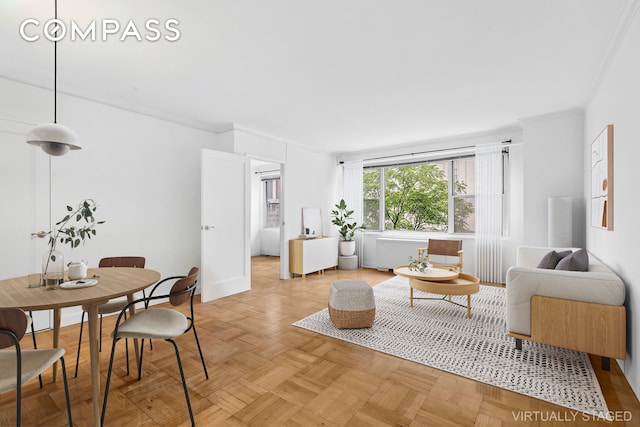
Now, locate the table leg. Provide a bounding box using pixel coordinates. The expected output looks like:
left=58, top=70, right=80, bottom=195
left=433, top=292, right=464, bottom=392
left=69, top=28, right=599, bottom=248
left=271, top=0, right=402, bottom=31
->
left=87, top=304, right=101, bottom=427
left=52, top=308, right=61, bottom=382
left=410, top=287, right=414, bottom=307
left=127, top=293, right=141, bottom=377
left=467, top=295, right=471, bottom=318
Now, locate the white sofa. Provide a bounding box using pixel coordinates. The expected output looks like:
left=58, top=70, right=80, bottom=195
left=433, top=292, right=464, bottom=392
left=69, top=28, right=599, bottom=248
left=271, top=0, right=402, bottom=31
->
left=506, top=246, right=626, bottom=369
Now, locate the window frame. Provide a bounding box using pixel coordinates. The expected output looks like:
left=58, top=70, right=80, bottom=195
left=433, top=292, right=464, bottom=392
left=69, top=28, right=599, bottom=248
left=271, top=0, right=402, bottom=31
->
left=362, top=151, right=509, bottom=235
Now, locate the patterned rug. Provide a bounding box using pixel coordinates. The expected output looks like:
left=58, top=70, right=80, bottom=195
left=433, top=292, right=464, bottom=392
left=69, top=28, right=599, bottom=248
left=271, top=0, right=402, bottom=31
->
left=293, top=276, right=610, bottom=419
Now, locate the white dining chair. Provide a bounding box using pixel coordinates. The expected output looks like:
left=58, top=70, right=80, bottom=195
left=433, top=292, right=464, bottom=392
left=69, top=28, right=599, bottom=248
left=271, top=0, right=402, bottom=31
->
left=101, top=267, right=207, bottom=427
left=0, top=307, right=73, bottom=426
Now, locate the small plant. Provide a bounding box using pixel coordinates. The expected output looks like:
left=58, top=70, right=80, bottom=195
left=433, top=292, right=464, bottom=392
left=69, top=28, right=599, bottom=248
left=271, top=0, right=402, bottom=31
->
left=44, top=199, right=104, bottom=268
left=408, top=255, right=432, bottom=272
left=330, top=199, right=363, bottom=241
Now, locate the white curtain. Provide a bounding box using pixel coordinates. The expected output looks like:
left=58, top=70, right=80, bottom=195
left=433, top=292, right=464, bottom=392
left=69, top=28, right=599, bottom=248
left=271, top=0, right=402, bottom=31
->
left=475, top=143, right=503, bottom=283
left=343, top=160, right=363, bottom=265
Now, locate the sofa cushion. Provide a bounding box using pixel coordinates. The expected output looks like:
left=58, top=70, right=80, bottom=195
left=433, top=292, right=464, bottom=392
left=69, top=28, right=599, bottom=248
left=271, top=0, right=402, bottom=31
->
left=536, top=250, right=572, bottom=269
left=556, top=248, right=589, bottom=271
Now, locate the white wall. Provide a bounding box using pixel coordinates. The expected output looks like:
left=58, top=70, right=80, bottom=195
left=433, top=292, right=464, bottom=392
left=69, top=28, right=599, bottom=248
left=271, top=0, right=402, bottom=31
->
left=519, top=110, right=586, bottom=248
left=282, top=144, right=341, bottom=278
left=584, top=8, right=640, bottom=396
left=0, top=77, right=217, bottom=326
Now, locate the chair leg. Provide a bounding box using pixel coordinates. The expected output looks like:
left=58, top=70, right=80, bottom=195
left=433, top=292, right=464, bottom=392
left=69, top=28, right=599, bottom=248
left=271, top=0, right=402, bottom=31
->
left=142, top=289, right=153, bottom=351
left=101, top=336, right=121, bottom=427
left=137, top=339, right=145, bottom=381
left=168, top=339, right=195, bottom=427
left=15, top=347, right=22, bottom=427
left=191, top=325, right=209, bottom=379
left=123, top=312, right=129, bottom=376
left=75, top=311, right=86, bottom=378
left=142, top=290, right=153, bottom=351
left=59, top=356, right=73, bottom=427
left=28, top=311, right=43, bottom=389
left=99, top=314, right=103, bottom=352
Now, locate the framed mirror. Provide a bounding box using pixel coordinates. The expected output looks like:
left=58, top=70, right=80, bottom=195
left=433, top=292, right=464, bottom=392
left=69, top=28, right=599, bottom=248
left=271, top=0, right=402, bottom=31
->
left=302, top=207, right=322, bottom=238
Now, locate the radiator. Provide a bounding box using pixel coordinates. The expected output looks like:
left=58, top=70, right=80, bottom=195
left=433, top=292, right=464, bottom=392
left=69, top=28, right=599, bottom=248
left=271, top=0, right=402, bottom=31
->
left=375, top=238, right=427, bottom=271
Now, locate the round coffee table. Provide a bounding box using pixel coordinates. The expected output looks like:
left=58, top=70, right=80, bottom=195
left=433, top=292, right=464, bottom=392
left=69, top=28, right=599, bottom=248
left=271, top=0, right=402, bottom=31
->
left=393, top=266, right=480, bottom=318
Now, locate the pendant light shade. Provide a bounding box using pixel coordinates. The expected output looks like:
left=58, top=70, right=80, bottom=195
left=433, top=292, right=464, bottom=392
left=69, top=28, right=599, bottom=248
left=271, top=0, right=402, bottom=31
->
left=26, top=123, right=81, bottom=156
left=25, top=0, right=80, bottom=156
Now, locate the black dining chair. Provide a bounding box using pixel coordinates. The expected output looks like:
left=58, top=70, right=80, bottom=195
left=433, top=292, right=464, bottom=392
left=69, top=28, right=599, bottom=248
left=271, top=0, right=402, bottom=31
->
left=101, top=267, right=208, bottom=427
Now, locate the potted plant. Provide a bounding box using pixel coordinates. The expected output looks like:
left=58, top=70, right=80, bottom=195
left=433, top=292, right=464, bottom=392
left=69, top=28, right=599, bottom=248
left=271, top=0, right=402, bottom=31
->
left=42, top=199, right=104, bottom=288
left=330, top=199, right=363, bottom=256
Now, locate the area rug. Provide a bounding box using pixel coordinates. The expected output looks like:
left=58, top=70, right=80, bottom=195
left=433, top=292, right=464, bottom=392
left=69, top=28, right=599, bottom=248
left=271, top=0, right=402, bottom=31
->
left=293, top=276, right=610, bottom=419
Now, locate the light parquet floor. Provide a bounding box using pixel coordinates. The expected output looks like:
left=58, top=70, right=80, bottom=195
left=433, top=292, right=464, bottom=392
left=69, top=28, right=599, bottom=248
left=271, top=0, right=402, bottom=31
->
left=2, top=256, right=639, bottom=426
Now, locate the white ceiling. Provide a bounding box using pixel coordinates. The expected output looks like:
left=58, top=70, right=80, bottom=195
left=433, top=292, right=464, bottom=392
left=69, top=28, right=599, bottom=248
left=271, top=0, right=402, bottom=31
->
left=0, top=0, right=634, bottom=154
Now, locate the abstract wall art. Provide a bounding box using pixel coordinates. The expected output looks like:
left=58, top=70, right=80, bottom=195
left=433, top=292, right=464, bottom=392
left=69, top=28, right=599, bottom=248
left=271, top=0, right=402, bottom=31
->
left=591, top=124, right=614, bottom=230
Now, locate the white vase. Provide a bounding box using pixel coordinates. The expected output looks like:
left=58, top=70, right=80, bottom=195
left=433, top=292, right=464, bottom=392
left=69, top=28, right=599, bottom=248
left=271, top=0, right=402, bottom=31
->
left=339, top=240, right=356, bottom=256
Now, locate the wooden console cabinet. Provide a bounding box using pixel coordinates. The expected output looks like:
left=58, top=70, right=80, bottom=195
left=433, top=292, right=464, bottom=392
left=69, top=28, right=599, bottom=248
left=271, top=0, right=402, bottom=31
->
left=289, top=237, right=339, bottom=277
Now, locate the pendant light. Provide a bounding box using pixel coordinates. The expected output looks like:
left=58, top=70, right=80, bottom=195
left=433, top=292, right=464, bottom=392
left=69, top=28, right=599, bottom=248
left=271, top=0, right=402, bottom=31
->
left=26, top=0, right=81, bottom=156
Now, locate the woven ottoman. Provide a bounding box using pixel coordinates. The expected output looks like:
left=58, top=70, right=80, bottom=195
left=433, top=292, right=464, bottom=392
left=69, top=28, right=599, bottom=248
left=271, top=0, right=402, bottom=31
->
left=328, top=280, right=375, bottom=329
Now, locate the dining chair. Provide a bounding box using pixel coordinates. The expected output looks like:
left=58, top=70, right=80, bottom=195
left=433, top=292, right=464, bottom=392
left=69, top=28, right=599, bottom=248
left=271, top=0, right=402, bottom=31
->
left=74, top=256, right=146, bottom=377
left=0, top=308, right=73, bottom=427
left=101, top=267, right=208, bottom=427
left=417, top=239, right=464, bottom=272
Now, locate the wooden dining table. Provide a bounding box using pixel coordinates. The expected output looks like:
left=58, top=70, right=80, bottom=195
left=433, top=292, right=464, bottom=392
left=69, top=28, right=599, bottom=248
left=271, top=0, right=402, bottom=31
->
left=0, top=267, right=161, bottom=427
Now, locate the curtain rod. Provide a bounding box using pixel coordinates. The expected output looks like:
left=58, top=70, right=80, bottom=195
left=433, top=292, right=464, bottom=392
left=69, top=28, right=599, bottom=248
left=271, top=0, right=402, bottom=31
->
left=254, top=169, right=280, bottom=175
left=347, top=139, right=512, bottom=164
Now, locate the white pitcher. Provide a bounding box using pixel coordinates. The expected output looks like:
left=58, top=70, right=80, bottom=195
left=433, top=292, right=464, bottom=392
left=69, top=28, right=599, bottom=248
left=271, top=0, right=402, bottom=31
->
left=68, top=260, right=88, bottom=280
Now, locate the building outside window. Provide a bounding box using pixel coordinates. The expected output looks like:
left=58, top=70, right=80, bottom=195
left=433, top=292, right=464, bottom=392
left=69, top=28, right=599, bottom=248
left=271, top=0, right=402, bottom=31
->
left=264, top=178, right=280, bottom=228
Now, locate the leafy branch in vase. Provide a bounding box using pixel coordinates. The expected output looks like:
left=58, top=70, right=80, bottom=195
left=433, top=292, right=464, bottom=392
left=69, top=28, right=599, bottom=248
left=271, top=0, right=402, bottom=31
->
left=43, top=199, right=104, bottom=271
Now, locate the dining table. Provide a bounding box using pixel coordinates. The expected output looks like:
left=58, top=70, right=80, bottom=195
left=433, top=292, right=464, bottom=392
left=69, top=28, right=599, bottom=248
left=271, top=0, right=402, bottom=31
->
left=0, top=267, right=161, bottom=427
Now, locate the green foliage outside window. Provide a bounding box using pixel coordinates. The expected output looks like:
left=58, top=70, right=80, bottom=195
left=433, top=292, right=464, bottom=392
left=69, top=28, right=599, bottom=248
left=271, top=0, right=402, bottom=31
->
left=363, top=161, right=475, bottom=233
left=385, top=164, right=448, bottom=230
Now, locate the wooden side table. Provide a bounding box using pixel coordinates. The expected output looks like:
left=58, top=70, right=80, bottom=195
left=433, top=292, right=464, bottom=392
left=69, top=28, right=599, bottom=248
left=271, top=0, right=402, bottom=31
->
left=394, top=266, right=480, bottom=318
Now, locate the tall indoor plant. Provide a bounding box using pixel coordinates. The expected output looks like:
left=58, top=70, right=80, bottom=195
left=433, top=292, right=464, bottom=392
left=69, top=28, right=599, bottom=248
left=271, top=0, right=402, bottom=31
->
left=42, top=199, right=103, bottom=287
left=330, top=199, right=363, bottom=256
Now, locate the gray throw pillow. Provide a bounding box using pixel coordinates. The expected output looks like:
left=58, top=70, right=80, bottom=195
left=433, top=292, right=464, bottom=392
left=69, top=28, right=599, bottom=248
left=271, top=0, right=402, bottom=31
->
left=555, top=248, right=589, bottom=271
left=537, top=250, right=572, bottom=269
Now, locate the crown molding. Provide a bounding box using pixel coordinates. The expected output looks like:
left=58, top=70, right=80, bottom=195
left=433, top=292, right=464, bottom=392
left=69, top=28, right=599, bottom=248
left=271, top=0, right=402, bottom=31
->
left=518, top=108, right=585, bottom=126
left=585, top=0, right=640, bottom=104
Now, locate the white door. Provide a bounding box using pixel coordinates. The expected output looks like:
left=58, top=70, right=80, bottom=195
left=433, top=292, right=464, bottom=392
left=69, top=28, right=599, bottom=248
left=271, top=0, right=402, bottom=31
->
left=201, top=149, right=251, bottom=302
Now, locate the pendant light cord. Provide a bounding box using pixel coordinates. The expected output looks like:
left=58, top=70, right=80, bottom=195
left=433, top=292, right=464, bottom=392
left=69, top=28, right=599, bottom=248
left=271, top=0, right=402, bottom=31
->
left=53, top=0, right=58, bottom=124
left=50, top=0, right=58, bottom=230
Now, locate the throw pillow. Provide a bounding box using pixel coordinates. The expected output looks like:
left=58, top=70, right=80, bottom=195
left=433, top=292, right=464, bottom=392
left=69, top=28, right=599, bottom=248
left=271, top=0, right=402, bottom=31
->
left=555, top=248, right=589, bottom=271
left=537, top=250, right=572, bottom=269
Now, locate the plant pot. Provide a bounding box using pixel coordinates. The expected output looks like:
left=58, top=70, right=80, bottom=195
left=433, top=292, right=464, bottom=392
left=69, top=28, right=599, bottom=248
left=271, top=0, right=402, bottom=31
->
left=339, top=240, right=356, bottom=256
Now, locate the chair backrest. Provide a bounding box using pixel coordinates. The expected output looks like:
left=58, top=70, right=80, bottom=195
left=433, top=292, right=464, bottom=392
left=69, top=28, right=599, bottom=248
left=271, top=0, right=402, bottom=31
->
left=99, top=256, right=146, bottom=268
left=428, top=239, right=462, bottom=257
left=169, top=267, right=199, bottom=307
left=0, top=308, right=28, bottom=349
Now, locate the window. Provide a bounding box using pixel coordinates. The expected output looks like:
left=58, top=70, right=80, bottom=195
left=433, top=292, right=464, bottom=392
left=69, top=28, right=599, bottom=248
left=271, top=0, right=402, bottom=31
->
left=363, top=157, right=478, bottom=233
left=263, top=178, right=280, bottom=228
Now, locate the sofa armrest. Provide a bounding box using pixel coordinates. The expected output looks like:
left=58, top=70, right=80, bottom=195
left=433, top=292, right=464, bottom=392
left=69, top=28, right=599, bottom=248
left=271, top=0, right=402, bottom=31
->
left=506, top=266, right=625, bottom=336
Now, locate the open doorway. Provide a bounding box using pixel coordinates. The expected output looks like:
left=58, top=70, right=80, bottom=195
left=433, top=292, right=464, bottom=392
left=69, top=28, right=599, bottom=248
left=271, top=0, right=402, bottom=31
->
left=250, top=159, right=282, bottom=281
